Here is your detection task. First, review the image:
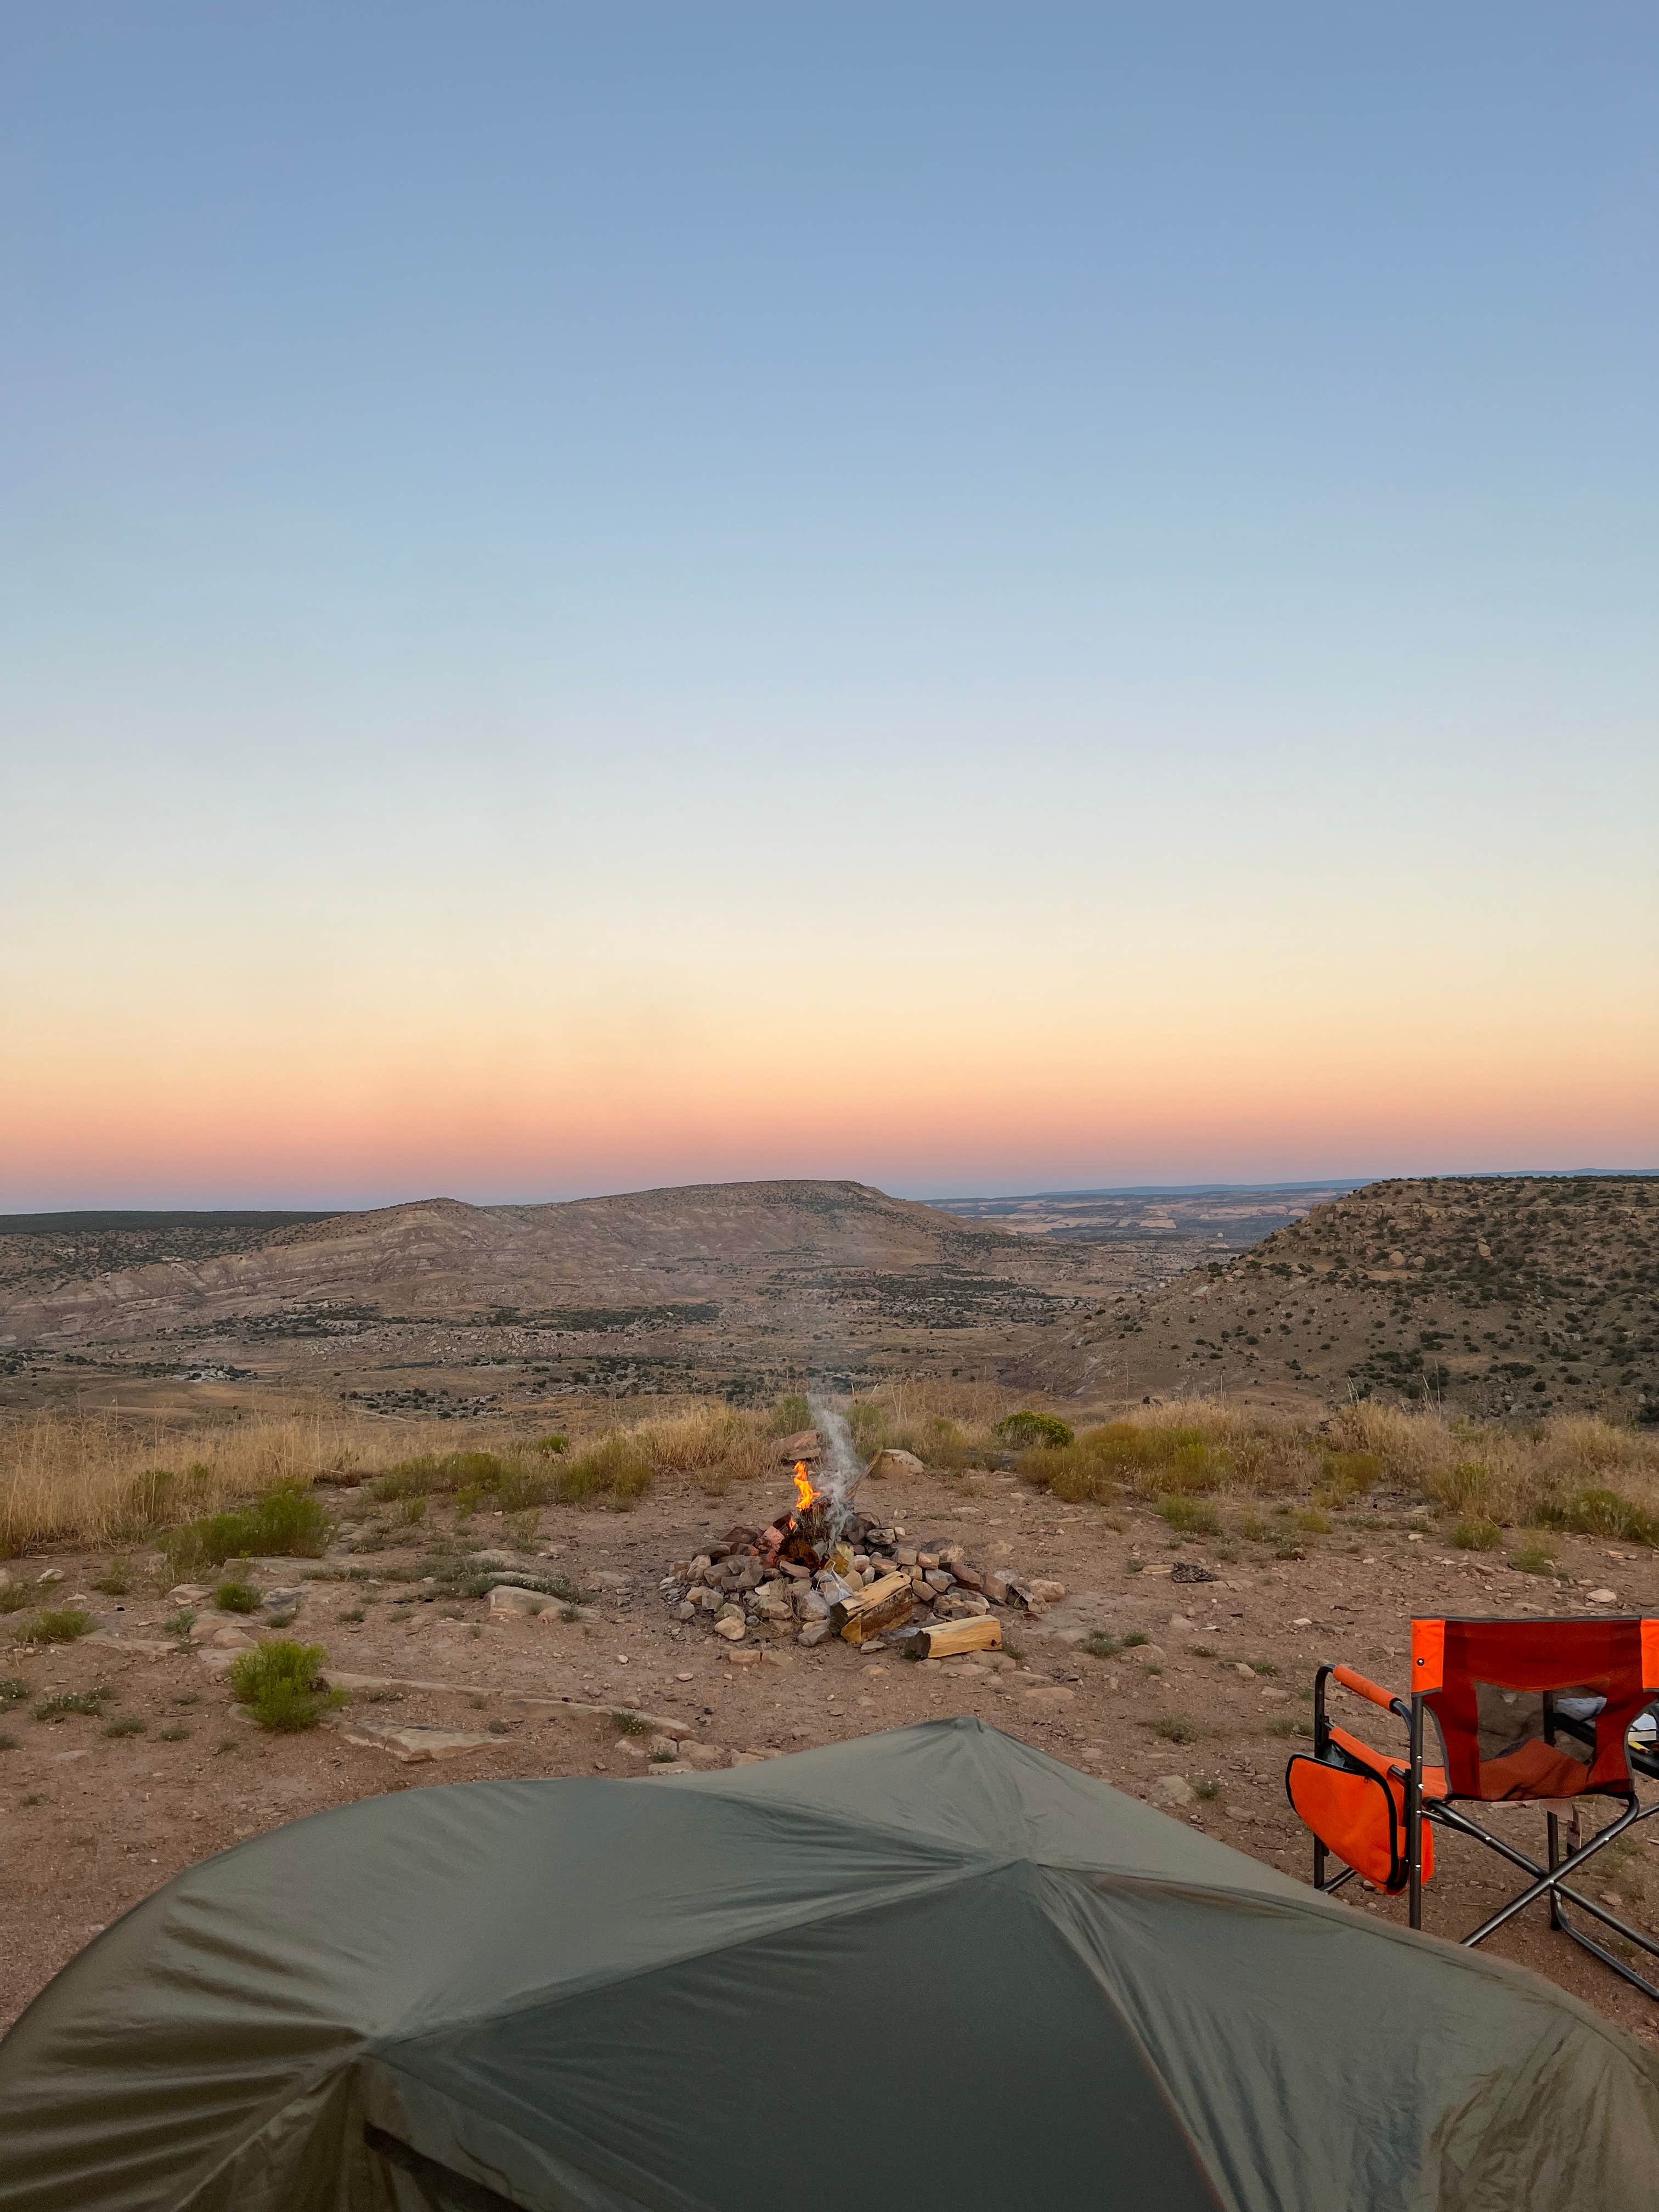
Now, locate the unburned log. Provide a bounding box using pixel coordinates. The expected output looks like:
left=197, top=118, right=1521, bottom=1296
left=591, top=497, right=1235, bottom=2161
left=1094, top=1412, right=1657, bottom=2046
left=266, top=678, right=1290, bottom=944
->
left=830, top=1571, right=917, bottom=1645
left=902, top=1616, right=1003, bottom=1661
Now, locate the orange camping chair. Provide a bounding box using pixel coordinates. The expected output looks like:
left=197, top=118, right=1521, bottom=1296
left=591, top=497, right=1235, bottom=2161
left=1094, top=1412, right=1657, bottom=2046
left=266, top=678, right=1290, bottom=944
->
left=1287, top=1616, right=1659, bottom=1999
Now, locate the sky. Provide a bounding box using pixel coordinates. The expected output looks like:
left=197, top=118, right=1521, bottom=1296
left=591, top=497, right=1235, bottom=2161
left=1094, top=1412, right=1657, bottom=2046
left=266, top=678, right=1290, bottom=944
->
left=4, top=3, right=1656, bottom=1210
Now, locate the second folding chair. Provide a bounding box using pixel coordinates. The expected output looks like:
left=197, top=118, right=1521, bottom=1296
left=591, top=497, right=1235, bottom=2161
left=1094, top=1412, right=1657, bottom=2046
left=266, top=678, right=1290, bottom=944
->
left=1287, top=1613, right=1659, bottom=1999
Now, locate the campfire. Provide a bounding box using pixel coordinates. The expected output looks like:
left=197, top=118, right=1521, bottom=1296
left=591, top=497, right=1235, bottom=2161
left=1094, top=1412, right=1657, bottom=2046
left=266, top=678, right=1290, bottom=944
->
left=659, top=1441, right=1065, bottom=1658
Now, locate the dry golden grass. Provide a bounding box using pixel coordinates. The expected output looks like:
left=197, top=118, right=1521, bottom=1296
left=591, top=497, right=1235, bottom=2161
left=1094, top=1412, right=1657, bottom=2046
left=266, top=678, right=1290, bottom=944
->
left=0, top=1407, right=507, bottom=1555
left=6, top=1384, right=1657, bottom=1554
left=1014, top=1395, right=1659, bottom=1545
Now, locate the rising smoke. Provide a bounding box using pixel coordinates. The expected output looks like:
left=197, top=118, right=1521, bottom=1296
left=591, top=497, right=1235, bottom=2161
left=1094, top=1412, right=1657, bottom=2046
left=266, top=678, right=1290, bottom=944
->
left=808, top=1395, right=865, bottom=1537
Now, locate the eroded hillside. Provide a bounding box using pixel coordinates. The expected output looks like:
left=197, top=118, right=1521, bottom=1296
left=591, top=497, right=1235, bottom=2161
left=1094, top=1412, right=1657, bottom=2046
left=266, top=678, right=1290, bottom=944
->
left=1056, top=1176, right=1659, bottom=1421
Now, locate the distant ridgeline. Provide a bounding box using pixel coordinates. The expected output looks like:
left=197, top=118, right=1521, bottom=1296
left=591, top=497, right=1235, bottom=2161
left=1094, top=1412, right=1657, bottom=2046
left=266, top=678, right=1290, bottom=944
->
left=0, top=1211, right=341, bottom=1234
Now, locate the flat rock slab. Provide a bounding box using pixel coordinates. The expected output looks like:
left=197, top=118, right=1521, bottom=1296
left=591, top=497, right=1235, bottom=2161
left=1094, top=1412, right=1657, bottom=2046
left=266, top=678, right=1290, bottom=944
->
left=342, top=1723, right=499, bottom=1764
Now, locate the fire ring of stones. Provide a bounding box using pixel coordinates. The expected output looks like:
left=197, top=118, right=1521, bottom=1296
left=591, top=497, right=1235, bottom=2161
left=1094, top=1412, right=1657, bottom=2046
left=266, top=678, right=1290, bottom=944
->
left=659, top=1471, right=1064, bottom=1659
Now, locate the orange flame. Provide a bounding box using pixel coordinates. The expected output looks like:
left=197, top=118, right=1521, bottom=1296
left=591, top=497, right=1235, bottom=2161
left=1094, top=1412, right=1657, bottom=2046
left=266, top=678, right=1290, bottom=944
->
left=793, top=1461, right=816, bottom=1513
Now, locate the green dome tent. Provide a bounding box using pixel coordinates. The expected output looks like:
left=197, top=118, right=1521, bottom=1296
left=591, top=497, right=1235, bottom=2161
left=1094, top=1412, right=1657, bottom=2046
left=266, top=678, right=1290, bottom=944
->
left=1, top=1718, right=1655, bottom=2210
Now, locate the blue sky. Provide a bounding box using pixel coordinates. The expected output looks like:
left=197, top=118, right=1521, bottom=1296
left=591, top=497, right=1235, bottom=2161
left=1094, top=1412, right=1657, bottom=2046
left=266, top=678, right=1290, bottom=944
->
left=4, top=5, right=1655, bottom=1206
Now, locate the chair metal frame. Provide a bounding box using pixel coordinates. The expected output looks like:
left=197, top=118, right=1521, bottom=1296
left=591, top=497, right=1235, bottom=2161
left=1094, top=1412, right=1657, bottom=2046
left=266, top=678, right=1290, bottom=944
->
left=1306, top=1621, right=1659, bottom=2003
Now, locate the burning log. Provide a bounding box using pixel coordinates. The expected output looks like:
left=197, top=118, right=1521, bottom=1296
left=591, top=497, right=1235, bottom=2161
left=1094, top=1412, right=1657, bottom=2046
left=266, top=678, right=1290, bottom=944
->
left=830, top=1571, right=917, bottom=1646
left=902, top=1616, right=1003, bottom=1661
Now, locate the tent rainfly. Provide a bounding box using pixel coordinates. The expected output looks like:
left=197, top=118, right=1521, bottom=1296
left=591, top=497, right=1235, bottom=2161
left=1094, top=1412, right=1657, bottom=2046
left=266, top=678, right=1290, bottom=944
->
left=1, top=1718, right=1656, bottom=2210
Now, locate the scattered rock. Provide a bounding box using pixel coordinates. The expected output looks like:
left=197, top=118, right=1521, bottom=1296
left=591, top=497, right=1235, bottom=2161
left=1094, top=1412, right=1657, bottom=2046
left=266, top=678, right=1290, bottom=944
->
left=488, top=1585, right=544, bottom=1620
left=865, top=1449, right=925, bottom=1479
left=724, top=1648, right=764, bottom=1667
left=167, top=1584, right=211, bottom=1606
left=1170, top=1561, right=1218, bottom=1585
left=1022, top=1685, right=1076, bottom=1709
left=342, top=1724, right=500, bottom=1764
left=36, top=1568, right=65, bottom=1587
left=713, top=1617, right=746, bottom=1643
left=1124, top=1643, right=1166, bottom=1667
left=1587, top=1589, right=1618, bottom=1606
left=776, top=1430, right=821, bottom=1463
left=1155, top=1775, right=1195, bottom=1806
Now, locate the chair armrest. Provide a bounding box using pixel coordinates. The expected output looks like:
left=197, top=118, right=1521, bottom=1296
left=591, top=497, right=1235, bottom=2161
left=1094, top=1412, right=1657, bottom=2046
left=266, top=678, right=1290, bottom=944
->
left=1333, top=1663, right=1407, bottom=1717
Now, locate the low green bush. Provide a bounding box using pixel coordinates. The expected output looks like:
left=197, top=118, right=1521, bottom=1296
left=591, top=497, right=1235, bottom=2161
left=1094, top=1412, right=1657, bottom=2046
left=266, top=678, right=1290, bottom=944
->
left=994, top=1410, right=1075, bottom=1449
left=556, top=1433, right=655, bottom=1506
left=14, top=1606, right=93, bottom=1646
left=227, top=1640, right=343, bottom=1733
left=35, top=1686, right=113, bottom=1722
left=372, top=1451, right=555, bottom=1513
left=0, top=1582, right=32, bottom=1615
left=103, top=1716, right=146, bottom=1739
left=1142, top=1715, right=1203, bottom=1744
left=163, top=1485, right=332, bottom=1574
left=1539, top=1487, right=1659, bottom=1547
left=213, top=1580, right=261, bottom=1613
left=1454, top=1516, right=1503, bottom=1552
left=768, top=1393, right=811, bottom=1437
left=1159, top=1495, right=1220, bottom=1536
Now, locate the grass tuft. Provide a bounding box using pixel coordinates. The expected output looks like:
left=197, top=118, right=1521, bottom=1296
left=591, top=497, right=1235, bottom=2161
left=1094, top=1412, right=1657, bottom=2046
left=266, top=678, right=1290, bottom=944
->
left=227, top=1639, right=343, bottom=1733
left=14, top=1606, right=93, bottom=1646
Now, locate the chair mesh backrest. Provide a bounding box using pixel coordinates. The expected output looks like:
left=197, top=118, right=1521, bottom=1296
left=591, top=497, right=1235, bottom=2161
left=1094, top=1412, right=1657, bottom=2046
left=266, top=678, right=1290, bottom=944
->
left=1411, top=1617, right=1659, bottom=1803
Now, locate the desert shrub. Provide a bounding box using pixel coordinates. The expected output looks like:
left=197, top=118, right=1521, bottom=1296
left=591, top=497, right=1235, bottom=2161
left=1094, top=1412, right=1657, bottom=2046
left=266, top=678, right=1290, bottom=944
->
left=1081, top=1631, right=1121, bottom=1659
left=847, top=1402, right=889, bottom=1458
left=227, top=1640, right=342, bottom=1733
left=34, top=1685, right=112, bottom=1722
left=769, top=1393, right=812, bottom=1436
left=373, top=1451, right=555, bottom=1513
left=156, top=1723, right=190, bottom=1742
left=1454, top=1516, right=1503, bottom=1552
left=0, top=1677, right=26, bottom=1706
left=0, top=1733, right=16, bottom=1752
left=1512, top=1537, right=1556, bottom=1576
left=1538, top=1487, right=1659, bottom=1547
left=14, top=1606, right=92, bottom=1646
left=994, top=1411, right=1075, bottom=1449
left=534, top=1434, right=568, bottom=1457
left=103, top=1716, right=146, bottom=1739
left=163, top=1484, right=332, bottom=1574
left=1437, top=1460, right=1498, bottom=1516
left=1143, top=1715, right=1202, bottom=1744
left=1020, top=1421, right=1228, bottom=1506
left=214, top=1579, right=261, bottom=1613
left=556, top=1432, right=656, bottom=1506
left=1160, top=1495, right=1220, bottom=1536
left=1194, top=1779, right=1222, bottom=1802
left=0, top=1582, right=30, bottom=1616
left=1290, top=1506, right=1332, bottom=1536
left=612, top=1710, right=650, bottom=1735
left=1320, top=1450, right=1383, bottom=1503
left=91, top=1562, right=132, bottom=1596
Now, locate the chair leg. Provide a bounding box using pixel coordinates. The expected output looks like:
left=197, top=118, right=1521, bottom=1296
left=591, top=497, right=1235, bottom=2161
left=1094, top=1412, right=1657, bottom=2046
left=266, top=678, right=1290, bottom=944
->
left=1447, top=1796, right=1651, bottom=1951
left=1553, top=1903, right=1659, bottom=2004
left=1546, top=1808, right=1562, bottom=1932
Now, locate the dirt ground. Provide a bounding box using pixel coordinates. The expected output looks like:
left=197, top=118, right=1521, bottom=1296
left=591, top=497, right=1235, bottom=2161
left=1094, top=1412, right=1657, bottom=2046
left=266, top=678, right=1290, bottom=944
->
left=4, top=1463, right=1658, bottom=2050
